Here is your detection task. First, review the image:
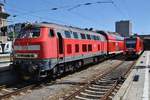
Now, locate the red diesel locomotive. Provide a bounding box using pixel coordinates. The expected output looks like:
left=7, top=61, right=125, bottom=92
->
left=12, top=22, right=124, bottom=80
left=125, top=36, right=143, bottom=56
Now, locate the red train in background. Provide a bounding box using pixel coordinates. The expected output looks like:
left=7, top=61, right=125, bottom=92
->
left=10, top=22, right=124, bottom=80
left=124, top=36, right=143, bottom=56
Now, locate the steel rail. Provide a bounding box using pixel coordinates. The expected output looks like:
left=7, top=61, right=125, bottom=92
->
left=101, top=60, right=136, bottom=100
left=0, top=84, right=36, bottom=99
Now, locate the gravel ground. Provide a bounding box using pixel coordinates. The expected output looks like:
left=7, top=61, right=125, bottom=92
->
left=13, top=58, right=123, bottom=100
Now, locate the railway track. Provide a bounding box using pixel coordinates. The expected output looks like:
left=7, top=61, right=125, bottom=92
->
left=63, top=60, right=135, bottom=100
left=0, top=55, right=134, bottom=100
left=0, top=83, right=38, bottom=100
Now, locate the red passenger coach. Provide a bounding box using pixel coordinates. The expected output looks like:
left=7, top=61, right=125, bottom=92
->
left=96, top=31, right=124, bottom=55
left=125, top=36, right=143, bottom=56
left=13, top=22, right=108, bottom=80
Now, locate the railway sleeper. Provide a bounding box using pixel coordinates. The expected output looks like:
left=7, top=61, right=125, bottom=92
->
left=111, top=92, right=116, bottom=96
left=91, top=84, right=112, bottom=89
left=108, top=96, right=113, bottom=100
left=1, top=88, right=13, bottom=93
left=77, top=92, right=102, bottom=99
left=84, top=89, right=105, bottom=95
left=113, top=88, right=118, bottom=92
left=97, top=80, right=115, bottom=84
left=0, top=93, right=4, bottom=96
left=88, top=86, right=109, bottom=92
left=94, top=82, right=114, bottom=86
left=75, top=95, right=98, bottom=100
left=100, top=78, right=114, bottom=81
left=92, top=84, right=112, bottom=89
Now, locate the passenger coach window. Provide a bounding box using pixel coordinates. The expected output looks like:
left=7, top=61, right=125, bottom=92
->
left=75, top=44, right=79, bottom=53
left=82, top=44, right=87, bottom=52
left=49, top=29, right=55, bottom=37
left=73, top=32, right=78, bottom=39
left=67, top=44, right=72, bottom=54
left=88, top=44, right=92, bottom=51
left=65, top=31, right=71, bottom=38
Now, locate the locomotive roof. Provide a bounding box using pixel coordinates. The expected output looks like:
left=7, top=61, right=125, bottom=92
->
left=30, top=22, right=124, bottom=41
left=31, top=22, right=99, bottom=34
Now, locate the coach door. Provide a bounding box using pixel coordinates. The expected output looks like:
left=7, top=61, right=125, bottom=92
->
left=57, top=32, right=64, bottom=57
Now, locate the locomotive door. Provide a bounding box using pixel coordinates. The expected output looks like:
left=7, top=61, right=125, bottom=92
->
left=57, top=32, right=64, bottom=57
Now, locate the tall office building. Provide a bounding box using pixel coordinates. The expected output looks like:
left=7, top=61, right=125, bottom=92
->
left=115, top=20, right=132, bottom=37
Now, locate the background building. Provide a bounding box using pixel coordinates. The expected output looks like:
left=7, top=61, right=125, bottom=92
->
left=115, top=20, right=132, bottom=37
left=0, top=2, right=10, bottom=43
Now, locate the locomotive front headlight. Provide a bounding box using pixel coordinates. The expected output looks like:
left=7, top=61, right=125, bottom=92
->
left=15, top=53, right=38, bottom=58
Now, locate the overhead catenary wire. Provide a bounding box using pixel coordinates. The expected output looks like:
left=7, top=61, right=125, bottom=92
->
left=110, top=0, right=128, bottom=18
left=5, top=0, right=129, bottom=27
left=6, top=0, right=114, bottom=25
left=67, top=1, right=113, bottom=11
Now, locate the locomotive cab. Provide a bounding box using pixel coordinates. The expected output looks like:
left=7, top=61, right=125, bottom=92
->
left=125, top=37, right=136, bottom=55
left=125, top=36, right=143, bottom=56
left=13, top=24, right=58, bottom=80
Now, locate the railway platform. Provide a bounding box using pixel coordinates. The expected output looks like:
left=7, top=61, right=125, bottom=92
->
left=113, top=51, right=150, bottom=100
left=0, top=54, right=11, bottom=72
left=0, top=62, right=11, bottom=72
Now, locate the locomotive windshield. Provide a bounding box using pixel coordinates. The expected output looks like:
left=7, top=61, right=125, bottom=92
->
left=125, top=38, right=136, bottom=48
left=17, top=27, right=40, bottom=39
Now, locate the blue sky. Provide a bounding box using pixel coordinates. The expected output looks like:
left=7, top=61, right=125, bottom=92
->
left=2, top=0, right=150, bottom=35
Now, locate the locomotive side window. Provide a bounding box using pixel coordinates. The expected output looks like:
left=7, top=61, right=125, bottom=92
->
left=98, top=36, right=101, bottom=41
left=96, top=36, right=99, bottom=40
left=98, top=44, right=100, bottom=51
left=91, top=35, right=94, bottom=40
left=67, top=44, right=72, bottom=54
left=93, top=35, right=97, bottom=40
left=88, top=44, right=92, bottom=51
left=73, top=32, right=78, bottom=39
left=82, top=44, right=87, bottom=52
left=75, top=44, right=79, bottom=53
left=64, top=31, right=71, bottom=38
left=87, top=34, right=91, bottom=40
left=81, top=33, right=86, bottom=39
left=49, top=29, right=55, bottom=37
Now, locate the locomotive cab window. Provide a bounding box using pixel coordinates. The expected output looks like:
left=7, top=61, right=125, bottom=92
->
left=49, top=29, right=55, bottom=37
left=125, top=38, right=136, bottom=48
left=64, top=31, right=71, bottom=38
left=17, top=26, right=40, bottom=38
left=73, top=32, right=78, bottom=39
